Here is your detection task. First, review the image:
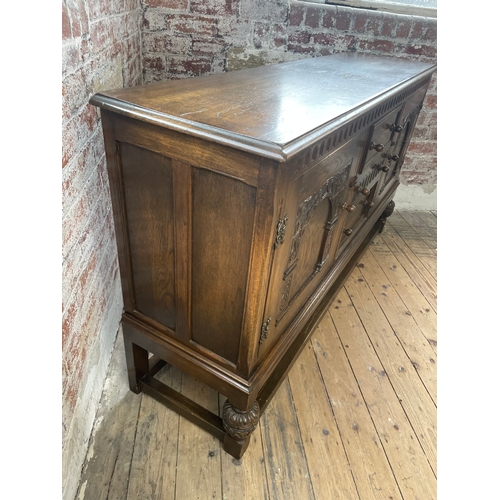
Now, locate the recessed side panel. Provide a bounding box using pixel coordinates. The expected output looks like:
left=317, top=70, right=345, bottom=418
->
left=119, top=142, right=176, bottom=330
left=191, top=168, right=257, bottom=365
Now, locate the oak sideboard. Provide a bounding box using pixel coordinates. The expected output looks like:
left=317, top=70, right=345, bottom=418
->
left=90, top=53, right=436, bottom=458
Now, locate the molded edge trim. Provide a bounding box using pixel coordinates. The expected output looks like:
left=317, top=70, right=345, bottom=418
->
left=90, top=65, right=436, bottom=163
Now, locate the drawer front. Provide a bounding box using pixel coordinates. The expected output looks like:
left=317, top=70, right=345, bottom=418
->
left=363, top=107, right=402, bottom=169
left=257, top=135, right=362, bottom=361
left=375, top=99, right=424, bottom=203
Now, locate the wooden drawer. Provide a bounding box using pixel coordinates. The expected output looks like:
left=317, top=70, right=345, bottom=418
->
left=362, top=107, right=402, bottom=169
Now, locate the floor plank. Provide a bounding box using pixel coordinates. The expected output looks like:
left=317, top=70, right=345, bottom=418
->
left=328, top=288, right=437, bottom=499
left=380, top=230, right=437, bottom=313
left=288, top=343, right=360, bottom=500
left=368, top=240, right=437, bottom=354
left=76, top=333, right=142, bottom=500
left=312, top=316, right=404, bottom=500
left=344, top=270, right=437, bottom=473
left=260, top=378, right=316, bottom=500
left=126, top=365, right=181, bottom=500
left=174, top=374, right=223, bottom=500
left=356, top=251, right=437, bottom=404
left=75, top=211, right=438, bottom=500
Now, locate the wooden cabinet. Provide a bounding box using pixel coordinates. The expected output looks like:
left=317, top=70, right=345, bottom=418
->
left=90, top=53, right=436, bottom=458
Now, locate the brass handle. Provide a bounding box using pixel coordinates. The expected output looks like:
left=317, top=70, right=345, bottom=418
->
left=391, top=124, right=403, bottom=133
left=357, top=187, right=370, bottom=196
left=344, top=228, right=353, bottom=236
left=389, top=154, right=400, bottom=162
left=342, top=203, right=356, bottom=213
left=364, top=200, right=375, bottom=208
left=370, top=142, right=384, bottom=152
left=377, top=165, right=390, bottom=173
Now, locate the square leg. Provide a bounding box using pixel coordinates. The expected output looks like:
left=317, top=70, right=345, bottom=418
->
left=123, top=322, right=149, bottom=394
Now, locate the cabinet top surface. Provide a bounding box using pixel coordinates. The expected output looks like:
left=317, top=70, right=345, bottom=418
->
left=91, top=53, right=435, bottom=160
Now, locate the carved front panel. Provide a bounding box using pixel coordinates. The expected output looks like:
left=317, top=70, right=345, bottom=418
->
left=277, top=163, right=351, bottom=323
left=257, top=135, right=362, bottom=362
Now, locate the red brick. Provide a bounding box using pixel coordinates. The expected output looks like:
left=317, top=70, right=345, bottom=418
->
left=353, top=12, right=368, bottom=33
left=313, top=33, right=337, bottom=46
left=422, top=24, right=437, bottom=42
left=191, top=0, right=238, bottom=16
left=77, top=0, right=90, bottom=35
left=365, top=13, right=383, bottom=36
left=322, top=8, right=336, bottom=29
left=142, top=9, right=168, bottom=31
left=167, top=55, right=212, bottom=76
left=404, top=43, right=436, bottom=58
left=289, top=31, right=310, bottom=45
left=193, top=37, right=226, bottom=56
left=62, top=40, right=81, bottom=76
left=253, top=23, right=287, bottom=49
left=336, top=8, right=352, bottom=31
left=68, top=1, right=82, bottom=38
left=395, top=19, right=411, bottom=38
left=287, top=44, right=315, bottom=54
left=121, top=33, right=141, bottom=62
left=62, top=137, right=105, bottom=217
left=62, top=104, right=98, bottom=168
left=289, top=3, right=305, bottom=27
left=358, top=39, right=395, bottom=53
left=90, top=18, right=110, bottom=54
left=305, top=6, right=321, bottom=29
left=143, top=54, right=166, bottom=72
left=411, top=21, right=424, bottom=39
left=142, top=31, right=170, bottom=53
left=407, top=141, right=436, bottom=155
left=381, top=15, right=395, bottom=37
left=63, top=2, right=72, bottom=40
left=62, top=66, right=92, bottom=122
left=168, top=14, right=217, bottom=36
left=412, top=126, right=428, bottom=140
left=144, top=0, right=188, bottom=7
left=424, top=94, right=437, bottom=109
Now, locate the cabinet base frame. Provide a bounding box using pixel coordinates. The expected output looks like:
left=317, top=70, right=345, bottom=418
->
left=122, top=210, right=390, bottom=459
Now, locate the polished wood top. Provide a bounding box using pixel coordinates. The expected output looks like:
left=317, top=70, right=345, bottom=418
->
left=91, top=53, right=435, bottom=161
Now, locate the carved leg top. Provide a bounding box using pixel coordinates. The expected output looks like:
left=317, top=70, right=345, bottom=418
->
left=379, top=200, right=396, bottom=233
left=222, top=400, right=260, bottom=443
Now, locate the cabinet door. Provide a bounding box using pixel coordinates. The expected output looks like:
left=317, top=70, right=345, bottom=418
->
left=257, top=136, right=362, bottom=362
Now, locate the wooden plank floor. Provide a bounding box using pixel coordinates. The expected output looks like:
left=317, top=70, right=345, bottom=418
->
left=75, top=210, right=437, bottom=500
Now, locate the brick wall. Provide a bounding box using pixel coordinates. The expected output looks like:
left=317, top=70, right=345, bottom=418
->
left=140, top=0, right=437, bottom=201
left=62, top=1, right=141, bottom=499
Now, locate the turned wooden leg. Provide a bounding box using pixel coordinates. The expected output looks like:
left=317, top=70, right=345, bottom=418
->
left=222, top=400, right=260, bottom=459
left=379, top=200, right=396, bottom=233
left=122, top=323, right=149, bottom=394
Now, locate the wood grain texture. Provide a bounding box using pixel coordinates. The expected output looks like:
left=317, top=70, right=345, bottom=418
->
left=191, top=168, right=256, bottom=364
left=329, top=287, right=437, bottom=499
left=312, top=315, right=403, bottom=500
left=120, top=142, right=176, bottom=330
left=174, top=373, right=223, bottom=500
left=76, top=212, right=437, bottom=500
left=126, top=365, right=181, bottom=500
left=287, top=343, right=360, bottom=500
left=92, top=54, right=435, bottom=158
left=343, top=270, right=437, bottom=474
